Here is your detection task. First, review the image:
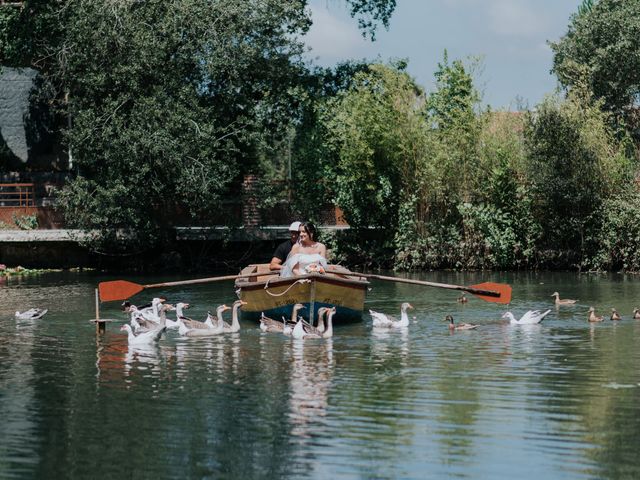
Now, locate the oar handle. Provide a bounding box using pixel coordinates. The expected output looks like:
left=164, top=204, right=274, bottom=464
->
left=143, top=271, right=277, bottom=289
left=352, top=272, right=500, bottom=297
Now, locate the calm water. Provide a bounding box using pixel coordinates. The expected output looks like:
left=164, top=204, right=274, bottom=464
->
left=1, top=271, right=640, bottom=479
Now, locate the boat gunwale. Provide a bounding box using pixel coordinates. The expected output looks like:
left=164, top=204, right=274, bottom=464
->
left=234, top=271, right=369, bottom=291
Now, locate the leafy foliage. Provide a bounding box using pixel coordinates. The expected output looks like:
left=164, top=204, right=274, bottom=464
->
left=1, top=0, right=397, bottom=254
left=551, top=0, right=640, bottom=131
left=323, top=63, right=428, bottom=234
left=524, top=90, right=633, bottom=263
left=586, top=193, right=640, bottom=271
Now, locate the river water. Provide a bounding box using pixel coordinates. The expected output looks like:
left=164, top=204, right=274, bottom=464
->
left=1, top=270, right=640, bottom=479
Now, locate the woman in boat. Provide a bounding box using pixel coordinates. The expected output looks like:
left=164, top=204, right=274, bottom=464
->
left=280, top=221, right=327, bottom=277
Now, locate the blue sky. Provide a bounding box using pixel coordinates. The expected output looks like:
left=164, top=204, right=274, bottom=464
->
left=303, top=0, right=582, bottom=109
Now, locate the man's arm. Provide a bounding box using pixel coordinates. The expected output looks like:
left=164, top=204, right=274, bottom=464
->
left=269, top=257, right=283, bottom=271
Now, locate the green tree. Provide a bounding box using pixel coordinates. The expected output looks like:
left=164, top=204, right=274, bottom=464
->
left=551, top=0, right=640, bottom=130
left=0, top=0, right=396, bottom=253
left=323, top=63, right=428, bottom=232
left=524, top=90, right=633, bottom=265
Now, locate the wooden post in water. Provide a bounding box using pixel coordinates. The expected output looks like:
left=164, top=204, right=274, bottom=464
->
left=95, top=289, right=105, bottom=334
left=89, top=288, right=117, bottom=333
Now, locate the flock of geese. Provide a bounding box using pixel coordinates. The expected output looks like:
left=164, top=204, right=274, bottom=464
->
left=120, top=298, right=339, bottom=345
left=120, top=297, right=246, bottom=346
left=14, top=289, right=640, bottom=343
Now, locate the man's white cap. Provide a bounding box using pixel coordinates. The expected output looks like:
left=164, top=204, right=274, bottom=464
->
left=289, top=221, right=301, bottom=232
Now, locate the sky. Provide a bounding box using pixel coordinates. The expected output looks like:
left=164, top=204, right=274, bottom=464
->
left=303, top=0, right=583, bottom=109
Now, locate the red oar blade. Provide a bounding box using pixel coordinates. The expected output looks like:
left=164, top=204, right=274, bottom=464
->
left=98, top=280, right=145, bottom=302
left=468, top=282, right=512, bottom=304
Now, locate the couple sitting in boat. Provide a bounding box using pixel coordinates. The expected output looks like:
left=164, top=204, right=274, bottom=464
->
left=269, top=221, right=327, bottom=278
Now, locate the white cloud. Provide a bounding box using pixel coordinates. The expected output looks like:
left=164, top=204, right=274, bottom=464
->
left=303, top=4, right=371, bottom=63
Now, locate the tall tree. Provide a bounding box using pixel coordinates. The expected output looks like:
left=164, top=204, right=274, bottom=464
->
left=551, top=0, right=640, bottom=131
left=0, top=0, right=396, bottom=253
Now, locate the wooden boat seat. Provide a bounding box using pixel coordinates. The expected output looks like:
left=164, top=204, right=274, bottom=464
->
left=256, top=264, right=274, bottom=282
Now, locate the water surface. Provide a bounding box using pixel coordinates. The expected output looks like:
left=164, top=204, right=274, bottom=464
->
left=1, top=271, right=640, bottom=479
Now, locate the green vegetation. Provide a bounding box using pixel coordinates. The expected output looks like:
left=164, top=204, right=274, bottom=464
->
left=2, top=0, right=640, bottom=271
left=0, top=214, right=39, bottom=230
left=551, top=0, right=640, bottom=135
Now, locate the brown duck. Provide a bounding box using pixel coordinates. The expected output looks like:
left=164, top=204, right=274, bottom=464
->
left=588, top=307, right=604, bottom=323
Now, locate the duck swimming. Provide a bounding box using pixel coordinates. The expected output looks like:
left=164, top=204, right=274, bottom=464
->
left=445, top=315, right=478, bottom=331
left=551, top=292, right=577, bottom=306
left=588, top=307, right=604, bottom=323
left=15, top=308, right=48, bottom=320
left=610, top=308, right=622, bottom=321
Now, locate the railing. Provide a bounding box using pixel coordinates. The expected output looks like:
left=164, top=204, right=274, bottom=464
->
left=0, top=183, right=35, bottom=207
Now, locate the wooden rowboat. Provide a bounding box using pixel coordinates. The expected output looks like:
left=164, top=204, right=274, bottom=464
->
left=235, top=264, right=369, bottom=325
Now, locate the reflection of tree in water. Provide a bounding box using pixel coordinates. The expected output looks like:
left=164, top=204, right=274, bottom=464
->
left=0, top=319, right=39, bottom=475
left=325, top=327, right=415, bottom=477
left=432, top=335, right=483, bottom=466
left=534, top=325, right=640, bottom=478
left=137, top=333, right=300, bottom=478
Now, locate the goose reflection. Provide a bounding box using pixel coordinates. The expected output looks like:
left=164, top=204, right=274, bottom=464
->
left=287, top=338, right=334, bottom=438
left=123, top=343, right=162, bottom=378
left=371, top=326, right=410, bottom=366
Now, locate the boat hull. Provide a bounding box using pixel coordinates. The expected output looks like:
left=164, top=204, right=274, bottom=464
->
left=235, top=265, right=368, bottom=325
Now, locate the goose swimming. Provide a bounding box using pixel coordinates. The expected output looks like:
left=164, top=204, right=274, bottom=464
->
left=166, top=302, right=190, bottom=329
left=120, top=304, right=174, bottom=345
left=120, top=323, right=165, bottom=345
left=502, top=309, right=551, bottom=325
left=370, top=302, right=414, bottom=328
left=321, top=307, right=336, bottom=339
left=259, top=303, right=304, bottom=334
left=221, top=300, right=247, bottom=333
left=456, top=293, right=468, bottom=303
left=292, top=307, right=331, bottom=339
left=15, top=308, right=48, bottom=320
left=179, top=304, right=230, bottom=337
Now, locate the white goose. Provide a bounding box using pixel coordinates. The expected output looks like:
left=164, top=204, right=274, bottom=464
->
left=259, top=303, right=304, bottom=335
left=128, top=305, right=161, bottom=333
left=120, top=304, right=174, bottom=345
left=370, top=302, right=414, bottom=328
left=179, top=304, right=230, bottom=337
left=166, top=302, right=190, bottom=329
left=221, top=300, right=247, bottom=333
left=15, top=308, right=48, bottom=320
left=292, top=307, right=336, bottom=340
left=137, top=297, right=166, bottom=322
left=502, top=309, right=551, bottom=325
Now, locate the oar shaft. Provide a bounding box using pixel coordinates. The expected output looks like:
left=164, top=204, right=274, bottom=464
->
left=354, top=272, right=500, bottom=297
left=143, top=272, right=277, bottom=289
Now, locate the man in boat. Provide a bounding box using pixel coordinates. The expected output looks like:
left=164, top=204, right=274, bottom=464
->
left=269, top=221, right=301, bottom=271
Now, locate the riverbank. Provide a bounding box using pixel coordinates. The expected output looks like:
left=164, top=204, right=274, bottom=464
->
left=0, top=226, right=350, bottom=271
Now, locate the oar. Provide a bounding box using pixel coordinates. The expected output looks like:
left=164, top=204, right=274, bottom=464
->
left=98, top=272, right=278, bottom=302
left=335, top=268, right=511, bottom=304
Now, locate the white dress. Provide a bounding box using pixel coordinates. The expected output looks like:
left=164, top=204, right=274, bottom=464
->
left=280, top=253, right=327, bottom=278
